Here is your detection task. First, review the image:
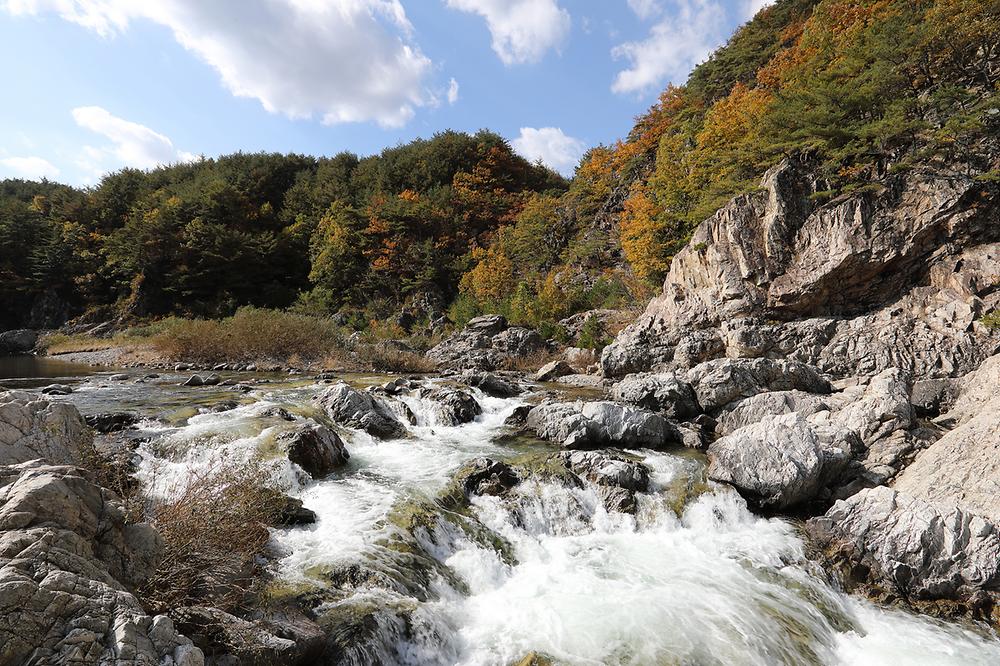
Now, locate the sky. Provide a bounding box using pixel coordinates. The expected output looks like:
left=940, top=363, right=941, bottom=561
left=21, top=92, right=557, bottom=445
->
left=0, top=0, right=770, bottom=185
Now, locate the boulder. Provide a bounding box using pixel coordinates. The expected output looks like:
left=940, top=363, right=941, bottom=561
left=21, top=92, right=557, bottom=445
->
left=563, top=346, right=598, bottom=370
left=526, top=401, right=674, bottom=449
left=85, top=411, right=140, bottom=434
left=278, top=423, right=350, bottom=478
left=0, top=390, right=91, bottom=465
left=910, top=378, right=960, bottom=418
left=893, top=396, right=1000, bottom=521
left=458, top=372, right=522, bottom=397
left=0, top=328, right=38, bottom=355
left=558, top=450, right=650, bottom=514
left=422, top=387, right=482, bottom=426
left=173, top=605, right=324, bottom=666
left=827, top=368, right=913, bottom=447
left=182, top=374, right=205, bottom=387
left=315, top=383, right=406, bottom=439
left=808, top=486, right=1000, bottom=606
left=109, top=373, right=129, bottom=381
left=534, top=360, right=574, bottom=382
left=707, top=413, right=858, bottom=509
left=39, top=383, right=73, bottom=395
left=714, top=390, right=830, bottom=436
left=0, top=461, right=203, bottom=666
left=685, top=358, right=831, bottom=413
left=458, top=458, right=521, bottom=497
left=611, top=373, right=700, bottom=419
left=426, top=315, right=545, bottom=371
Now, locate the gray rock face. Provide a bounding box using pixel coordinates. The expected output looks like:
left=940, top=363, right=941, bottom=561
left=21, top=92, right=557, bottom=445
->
left=826, top=368, right=914, bottom=447
left=0, top=460, right=203, bottom=666
left=315, top=383, right=406, bottom=439
left=685, top=358, right=831, bottom=413
left=893, top=396, right=1000, bottom=521
left=526, top=401, right=673, bottom=449
left=808, top=486, right=1000, bottom=602
left=714, top=390, right=830, bottom=436
left=0, top=328, right=38, bottom=354
left=422, top=387, right=482, bottom=426
left=427, top=315, right=546, bottom=371
left=279, top=423, right=350, bottom=478
left=939, top=353, right=1000, bottom=427
left=611, top=373, right=700, bottom=419
left=534, top=360, right=574, bottom=382
left=601, top=160, right=1000, bottom=378
left=0, top=390, right=91, bottom=466
left=707, top=413, right=858, bottom=509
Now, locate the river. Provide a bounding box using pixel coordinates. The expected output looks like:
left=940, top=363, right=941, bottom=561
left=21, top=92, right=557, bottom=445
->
left=4, top=356, right=1000, bottom=665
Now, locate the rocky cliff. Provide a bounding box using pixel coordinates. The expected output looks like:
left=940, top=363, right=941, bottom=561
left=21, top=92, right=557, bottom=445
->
left=601, top=159, right=1000, bottom=379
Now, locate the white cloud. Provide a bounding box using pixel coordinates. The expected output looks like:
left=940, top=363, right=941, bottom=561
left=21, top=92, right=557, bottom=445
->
left=445, top=0, right=570, bottom=65
left=627, top=0, right=661, bottom=20
left=72, top=106, right=194, bottom=170
left=447, top=77, right=460, bottom=105
left=512, top=127, right=585, bottom=176
left=743, top=0, right=772, bottom=19
left=0, top=156, right=60, bottom=179
left=5, top=0, right=435, bottom=128
left=611, top=0, right=726, bottom=95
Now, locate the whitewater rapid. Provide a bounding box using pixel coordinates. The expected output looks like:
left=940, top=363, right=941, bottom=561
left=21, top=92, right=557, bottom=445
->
left=104, top=375, right=1000, bottom=665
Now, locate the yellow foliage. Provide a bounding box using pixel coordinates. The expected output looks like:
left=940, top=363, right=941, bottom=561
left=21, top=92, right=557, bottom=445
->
left=618, top=182, right=668, bottom=283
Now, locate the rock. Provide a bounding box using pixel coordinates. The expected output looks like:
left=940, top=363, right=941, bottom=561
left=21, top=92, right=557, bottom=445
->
left=808, top=486, right=1000, bottom=607
left=534, top=360, right=574, bottom=382
left=108, top=373, right=129, bottom=381
left=558, top=450, right=650, bottom=512
left=939, top=353, right=1000, bottom=427
left=85, top=411, right=140, bottom=433
left=426, top=315, right=545, bottom=371
left=685, top=358, right=831, bottom=413
left=554, top=374, right=607, bottom=388
left=182, top=374, right=205, bottom=387
left=893, top=396, right=1000, bottom=521
left=202, top=373, right=222, bottom=386
left=611, top=373, right=700, bottom=419
left=278, top=423, right=350, bottom=478
left=173, top=605, right=323, bottom=666
left=277, top=496, right=318, bottom=525
left=563, top=346, right=598, bottom=370
left=459, top=372, right=522, bottom=397
left=315, top=382, right=406, bottom=439
left=827, top=368, right=913, bottom=447
left=504, top=405, right=533, bottom=429
left=39, top=383, right=73, bottom=395
left=210, top=400, right=239, bottom=413
left=601, top=160, right=1000, bottom=379
left=0, top=328, right=38, bottom=355
left=910, top=378, right=960, bottom=418
left=0, top=461, right=203, bottom=665
left=714, top=390, right=830, bottom=436
left=527, top=401, right=674, bottom=449
left=422, top=387, right=482, bottom=426
left=258, top=406, right=295, bottom=421
left=0, top=390, right=91, bottom=465
left=707, top=413, right=859, bottom=509
left=458, top=458, right=521, bottom=497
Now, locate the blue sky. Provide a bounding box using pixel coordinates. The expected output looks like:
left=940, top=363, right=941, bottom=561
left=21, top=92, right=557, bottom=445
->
left=0, top=0, right=769, bottom=185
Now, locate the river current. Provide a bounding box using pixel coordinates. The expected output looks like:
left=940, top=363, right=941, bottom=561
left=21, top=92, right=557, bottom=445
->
left=6, top=357, right=1000, bottom=665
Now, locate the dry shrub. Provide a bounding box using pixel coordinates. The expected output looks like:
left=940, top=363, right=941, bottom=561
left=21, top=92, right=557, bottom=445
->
left=151, top=307, right=342, bottom=364
left=140, top=458, right=286, bottom=614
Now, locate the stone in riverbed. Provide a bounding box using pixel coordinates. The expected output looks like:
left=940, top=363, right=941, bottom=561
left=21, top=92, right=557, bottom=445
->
left=534, top=360, right=574, bottom=382
left=109, top=373, right=129, bottom=381
left=85, top=411, right=140, bottom=433
left=611, top=372, right=700, bottom=419
left=0, top=389, right=91, bottom=465
left=685, top=357, right=831, bottom=413
left=315, top=382, right=406, bottom=439
left=526, top=401, right=674, bottom=449
left=182, top=374, right=205, bottom=387
left=458, top=371, right=522, bottom=397
left=39, top=383, right=73, bottom=395
left=278, top=422, right=350, bottom=478
left=422, top=387, right=482, bottom=426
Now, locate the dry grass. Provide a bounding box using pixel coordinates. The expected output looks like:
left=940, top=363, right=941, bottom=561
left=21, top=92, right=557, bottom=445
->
left=498, top=348, right=563, bottom=373
left=40, top=332, right=135, bottom=355
left=139, top=458, right=287, bottom=614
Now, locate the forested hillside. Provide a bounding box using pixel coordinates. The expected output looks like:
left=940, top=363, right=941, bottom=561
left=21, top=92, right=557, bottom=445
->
left=2, top=0, right=996, bottom=336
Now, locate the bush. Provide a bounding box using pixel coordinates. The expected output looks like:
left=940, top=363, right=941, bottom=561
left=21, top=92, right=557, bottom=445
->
left=981, top=310, right=1000, bottom=331
left=577, top=315, right=610, bottom=352
left=151, top=306, right=343, bottom=364
left=140, top=458, right=287, bottom=614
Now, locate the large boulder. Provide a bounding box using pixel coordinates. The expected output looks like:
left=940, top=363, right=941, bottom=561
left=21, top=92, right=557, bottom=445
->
left=714, top=390, right=830, bottom=436
left=0, top=329, right=38, bottom=355
left=315, top=383, right=406, bottom=439
left=684, top=358, right=831, bottom=413
left=0, top=461, right=203, bottom=666
left=558, top=450, right=650, bottom=513
left=808, top=486, right=1000, bottom=609
left=534, top=360, right=574, bottom=382
left=707, top=413, right=859, bottom=509
left=427, top=315, right=546, bottom=371
left=421, top=387, right=482, bottom=426
left=278, top=423, right=350, bottom=478
left=526, top=401, right=674, bottom=450
left=611, top=373, right=700, bottom=419
left=826, top=368, right=914, bottom=447
left=0, top=390, right=91, bottom=465
left=456, top=372, right=523, bottom=398
left=601, top=160, right=1000, bottom=379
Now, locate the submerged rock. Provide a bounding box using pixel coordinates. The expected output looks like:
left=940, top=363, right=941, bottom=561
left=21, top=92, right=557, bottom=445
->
left=458, top=457, right=521, bottom=497
left=558, top=450, right=650, bottom=513
left=279, top=422, right=350, bottom=478
left=315, top=382, right=406, bottom=439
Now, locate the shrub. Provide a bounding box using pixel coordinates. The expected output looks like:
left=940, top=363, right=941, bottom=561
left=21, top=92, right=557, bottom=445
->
left=140, top=458, right=287, bottom=614
left=981, top=309, right=1000, bottom=331
left=578, top=315, right=610, bottom=352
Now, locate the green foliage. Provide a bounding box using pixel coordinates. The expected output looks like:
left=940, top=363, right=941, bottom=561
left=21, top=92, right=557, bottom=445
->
left=577, top=315, right=610, bottom=352
left=981, top=310, right=1000, bottom=331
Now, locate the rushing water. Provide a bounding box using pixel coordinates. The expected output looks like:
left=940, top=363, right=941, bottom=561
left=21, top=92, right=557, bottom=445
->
left=9, top=364, right=1000, bottom=665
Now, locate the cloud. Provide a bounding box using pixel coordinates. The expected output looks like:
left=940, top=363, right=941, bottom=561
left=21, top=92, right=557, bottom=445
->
left=445, top=0, right=570, bottom=65
left=611, top=0, right=726, bottom=95
left=72, top=106, right=194, bottom=170
left=5, top=0, right=435, bottom=128
left=627, top=0, right=661, bottom=20
left=743, top=0, right=772, bottom=19
left=0, top=156, right=60, bottom=179
left=447, top=77, right=460, bottom=105
left=512, top=127, right=585, bottom=176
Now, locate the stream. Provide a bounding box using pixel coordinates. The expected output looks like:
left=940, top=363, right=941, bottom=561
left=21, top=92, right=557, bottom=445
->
left=5, top=356, right=1000, bottom=665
